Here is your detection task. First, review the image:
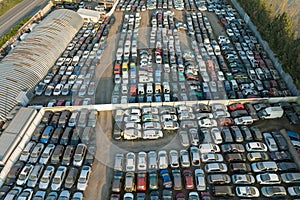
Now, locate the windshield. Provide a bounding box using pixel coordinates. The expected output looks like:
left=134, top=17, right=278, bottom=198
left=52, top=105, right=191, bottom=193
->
left=29, top=175, right=37, bottom=181
left=41, top=177, right=48, bottom=183
left=53, top=177, right=60, bottom=184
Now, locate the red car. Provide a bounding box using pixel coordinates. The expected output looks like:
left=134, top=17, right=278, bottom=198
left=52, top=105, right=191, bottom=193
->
left=217, top=117, right=234, bottom=126
left=229, top=103, right=245, bottom=111
left=221, top=18, right=228, bottom=25
left=176, top=193, right=185, bottom=200
left=113, top=63, right=121, bottom=75
left=183, top=170, right=194, bottom=190
left=56, top=99, right=65, bottom=106
left=137, top=172, right=147, bottom=191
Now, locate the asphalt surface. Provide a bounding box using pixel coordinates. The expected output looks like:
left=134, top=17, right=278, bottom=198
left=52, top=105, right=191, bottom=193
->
left=0, top=0, right=49, bottom=38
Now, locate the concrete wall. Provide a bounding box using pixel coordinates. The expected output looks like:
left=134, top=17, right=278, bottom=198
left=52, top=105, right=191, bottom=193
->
left=0, top=108, right=41, bottom=187
left=230, top=0, right=299, bottom=96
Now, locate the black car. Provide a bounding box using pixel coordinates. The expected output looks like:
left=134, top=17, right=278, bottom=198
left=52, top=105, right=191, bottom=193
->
left=269, top=151, right=292, bottom=161
left=240, top=126, right=253, bottom=141
left=272, top=132, right=288, bottom=151
left=277, top=162, right=298, bottom=172
left=0, top=185, right=11, bottom=199
left=150, top=191, right=159, bottom=200
left=230, top=110, right=248, bottom=118
left=221, top=127, right=234, bottom=143
left=250, top=126, right=263, bottom=141
left=5, top=161, right=25, bottom=185
left=286, top=111, right=300, bottom=124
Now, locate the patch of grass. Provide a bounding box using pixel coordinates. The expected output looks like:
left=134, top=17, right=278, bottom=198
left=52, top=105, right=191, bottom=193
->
left=0, top=0, right=24, bottom=16
left=0, top=16, right=31, bottom=47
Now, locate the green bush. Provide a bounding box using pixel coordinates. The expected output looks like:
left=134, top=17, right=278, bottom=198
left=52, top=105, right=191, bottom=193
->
left=0, top=16, right=31, bottom=48
left=237, top=0, right=300, bottom=89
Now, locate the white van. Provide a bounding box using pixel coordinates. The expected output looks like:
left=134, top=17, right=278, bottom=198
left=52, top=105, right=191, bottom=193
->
left=257, top=107, right=284, bottom=119
left=162, top=82, right=170, bottom=93
left=138, top=84, right=145, bottom=95
left=146, top=83, right=153, bottom=94
left=121, top=84, right=128, bottom=94
left=234, top=116, right=254, bottom=125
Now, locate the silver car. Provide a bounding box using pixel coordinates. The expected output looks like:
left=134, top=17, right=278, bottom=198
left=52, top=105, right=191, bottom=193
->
left=39, top=166, right=55, bottom=190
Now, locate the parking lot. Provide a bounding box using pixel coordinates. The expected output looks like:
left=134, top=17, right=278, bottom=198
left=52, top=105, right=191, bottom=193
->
left=2, top=0, right=299, bottom=199
left=92, top=101, right=300, bottom=199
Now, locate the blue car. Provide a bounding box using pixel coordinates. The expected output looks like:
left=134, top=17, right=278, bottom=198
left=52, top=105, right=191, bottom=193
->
left=160, top=169, right=172, bottom=189
left=40, top=125, right=54, bottom=143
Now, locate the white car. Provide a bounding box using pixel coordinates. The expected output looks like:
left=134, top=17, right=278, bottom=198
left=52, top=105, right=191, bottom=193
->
left=190, top=147, right=200, bottom=166
left=125, top=122, right=141, bottom=130
left=142, top=122, right=161, bottom=130
left=251, top=161, right=278, bottom=173
left=180, top=150, right=190, bottom=168
left=245, top=142, right=268, bottom=152
left=201, top=153, right=224, bottom=163
left=123, top=129, right=142, bottom=140
left=211, top=127, right=222, bottom=144
left=39, top=165, right=55, bottom=190
left=256, top=173, right=281, bottom=185
left=51, top=166, right=67, bottom=191
left=199, top=144, right=220, bottom=154
left=179, top=131, right=190, bottom=147
left=77, top=166, right=91, bottom=191
left=169, top=150, right=179, bottom=168
left=148, top=151, right=157, bottom=170
left=142, top=130, right=163, bottom=139
left=126, top=152, right=136, bottom=172
left=195, top=169, right=206, bottom=191
left=19, top=141, right=36, bottom=162
left=53, top=84, right=64, bottom=96
left=160, top=114, right=177, bottom=122
left=263, top=133, right=278, bottom=151
left=198, top=118, right=217, bottom=127
left=16, top=164, right=34, bottom=186
left=123, top=115, right=141, bottom=123
left=39, top=144, right=55, bottom=165
left=236, top=186, right=260, bottom=198
left=73, top=143, right=87, bottom=167
left=162, top=121, right=179, bottom=130
left=124, top=108, right=141, bottom=116
left=123, top=193, right=134, bottom=200
left=137, top=152, right=147, bottom=171
left=189, top=128, right=200, bottom=146
left=158, top=150, right=168, bottom=169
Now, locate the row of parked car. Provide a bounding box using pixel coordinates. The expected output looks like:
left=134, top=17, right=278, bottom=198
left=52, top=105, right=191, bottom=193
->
left=115, top=0, right=209, bottom=11
left=111, top=100, right=287, bottom=141
left=0, top=109, right=98, bottom=199
left=34, top=17, right=114, bottom=106
left=213, top=2, right=291, bottom=98
left=112, top=13, right=141, bottom=104
left=111, top=141, right=300, bottom=199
